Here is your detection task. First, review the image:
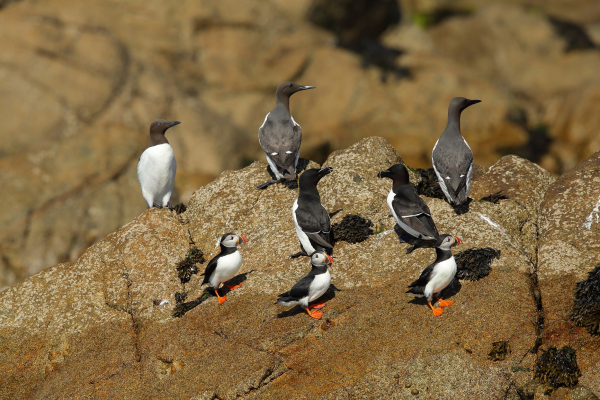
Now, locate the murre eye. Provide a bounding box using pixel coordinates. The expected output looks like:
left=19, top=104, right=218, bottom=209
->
left=288, top=83, right=292, bottom=87
left=157, top=123, right=161, bottom=126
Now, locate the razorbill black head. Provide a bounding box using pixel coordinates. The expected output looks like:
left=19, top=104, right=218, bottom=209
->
left=276, top=251, right=333, bottom=319
left=137, top=119, right=181, bottom=210
left=432, top=97, right=480, bottom=207
left=256, top=82, right=315, bottom=190
left=406, top=233, right=463, bottom=316
left=291, top=167, right=335, bottom=258
left=201, top=232, right=248, bottom=304
left=378, top=163, right=439, bottom=252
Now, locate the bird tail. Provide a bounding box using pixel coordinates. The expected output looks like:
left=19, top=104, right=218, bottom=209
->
left=276, top=296, right=299, bottom=307
left=406, top=286, right=424, bottom=295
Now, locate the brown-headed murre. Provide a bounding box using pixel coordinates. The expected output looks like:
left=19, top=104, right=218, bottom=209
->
left=276, top=251, right=333, bottom=319
left=291, top=167, right=334, bottom=258
left=406, top=234, right=463, bottom=316
left=432, top=97, right=481, bottom=207
left=201, top=233, right=248, bottom=304
left=137, top=119, right=181, bottom=209
left=256, top=82, right=315, bottom=190
left=378, top=163, right=439, bottom=253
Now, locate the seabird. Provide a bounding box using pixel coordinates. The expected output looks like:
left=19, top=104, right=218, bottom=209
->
left=276, top=251, right=334, bottom=319
left=378, top=163, right=439, bottom=253
left=432, top=97, right=481, bottom=207
left=406, top=234, right=463, bottom=316
left=137, top=119, right=181, bottom=209
left=256, top=81, right=315, bottom=189
left=201, top=233, right=248, bottom=304
left=291, top=167, right=334, bottom=258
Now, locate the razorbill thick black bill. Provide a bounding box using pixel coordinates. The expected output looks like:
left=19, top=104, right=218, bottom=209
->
left=257, top=81, right=315, bottom=190
left=432, top=97, right=480, bottom=207
left=201, top=233, right=248, bottom=304
left=378, top=163, right=439, bottom=253
left=276, top=252, right=333, bottom=319
left=291, top=167, right=334, bottom=258
left=406, top=234, right=463, bottom=316
left=137, top=119, right=181, bottom=209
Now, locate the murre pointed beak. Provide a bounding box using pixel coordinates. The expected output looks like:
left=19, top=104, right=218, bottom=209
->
left=318, top=166, right=333, bottom=177
left=325, top=254, right=334, bottom=264
left=452, top=236, right=463, bottom=246
left=466, top=99, right=481, bottom=106
left=238, top=234, right=248, bottom=244
left=298, top=86, right=315, bottom=90
left=377, top=169, right=391, bottom=178
left=166, top=121, right=181, bottom=128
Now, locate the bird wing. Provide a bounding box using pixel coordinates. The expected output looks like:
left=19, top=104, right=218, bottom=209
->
left=432, top=137, right=473, bottom=200
left=286, top=270, right=318, bottom=299
left=391, top=188, right=439, bottom=238
left=258, top=112, right=301, bottom=175
left=201, top=255, right=220, bottom=284
left=295, top=203, right=331, bottom=234
left=408, top=261, right=436, bottom=288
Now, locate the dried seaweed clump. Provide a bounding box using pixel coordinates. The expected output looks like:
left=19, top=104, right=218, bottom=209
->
left=534, top=346, right=581, bottom=388
left=176, top=247, right=206, bottom=284
left=455, top=247, right=501, bottom=281
left=415, top=168, right=446, bottom=200
left=488, top=341, right=511, bottom=361
left=571, top=265, right=600, bottom=335
left=332, top=214, right=374, bottom=244
left=172, top=291, right=211, bottom=318
left=173, top=203, right=187, bottom=214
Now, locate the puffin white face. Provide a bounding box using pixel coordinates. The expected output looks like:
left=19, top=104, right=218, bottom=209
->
left=437, top=234, right=463, bottom=251
left=221, top=233, right=248, bottom=248
left=311, top=252, right=334, bottom=267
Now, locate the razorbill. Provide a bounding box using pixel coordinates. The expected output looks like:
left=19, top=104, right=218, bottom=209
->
left=256, top=81, right=315, bottom=189
left=201, top=233, right=248, bottom=304
left=378, top=163, right=439, bottom=253
left=432, top=97, right=481, bottom=207
left=276, top=251, right=333, bottom=319
left=137, top=119, right=181, bottom=209
left=291, top=167, right=334, bottom=258
left=406, top=234, right=463, bottom=316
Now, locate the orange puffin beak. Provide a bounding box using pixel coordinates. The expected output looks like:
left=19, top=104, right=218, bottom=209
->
left=325, top=254, right=334, bottom=264
left=238, top=234, right=248, bottom=244
left=453, top=236, right=463, bottom=246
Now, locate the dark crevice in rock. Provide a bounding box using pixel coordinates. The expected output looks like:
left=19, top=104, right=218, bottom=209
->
left=534, top=346, right=581, bottom=388
left=410, top=8, right=474, bottom=29
left=332, top=214, right=374, bottom=244
left=173, top=203, right=187, bottom=215
left=122, top=272, right=142, bottom=364
left=455, top=248, right=501, bottom=281
left=571, top=265, right=600, bottom=335
left=480, top=191, right=509, bottom=204
left=529, top=255, right=544, bottom=355
left=499, top=108, right=552, bottom=165
left=548, top=17, right=596, bottom=52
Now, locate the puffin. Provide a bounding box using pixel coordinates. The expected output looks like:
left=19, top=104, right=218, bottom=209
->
left=291, top=167, right=334, bottom=258
left=137, top=119, right=181, bottom=209
left=432, top=97, right=481, bottom=207
left=201, top=233, right=248, bottom=304
left=406, top=234, right=463, bottom=316
left=276, top=252, right=334, bottom=319
left=257, top=81, right=315, bottom=189
left=378, top=163, right=439, bottom=253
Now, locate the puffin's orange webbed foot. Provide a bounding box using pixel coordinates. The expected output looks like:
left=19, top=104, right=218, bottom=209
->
left=305, top=308, right=323, bottom=319
left=438, top=299, right=453, bottom=308
left=309, top=301, right=326, bottom=310
left=225, top=282, right=243, bottom=290
left=429, top=302, right=443, bottom=317
left=215, top=289, right=227, bottom=304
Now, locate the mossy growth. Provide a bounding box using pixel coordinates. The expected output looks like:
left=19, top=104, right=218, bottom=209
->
left=571, top=265, right=600, bottom=335
left=488, top=341, right=511, bottom=361
left=455, top=247, right=501, bottom=281
left=176, top=247, right=206, bottom=284
left=332, top=214, right=374, bottom=244
left=414, top=168, right=446, bottom=200
left=480, top=191, right=509, bottom=204
left=534, top=346, right=581, bottom=388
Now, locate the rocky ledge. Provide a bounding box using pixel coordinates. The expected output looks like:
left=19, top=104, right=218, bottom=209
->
left=1, top=137, right=599, bottom=399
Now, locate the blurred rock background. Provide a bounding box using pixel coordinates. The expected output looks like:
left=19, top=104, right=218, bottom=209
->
left=1, top=0, right=600, bottom=290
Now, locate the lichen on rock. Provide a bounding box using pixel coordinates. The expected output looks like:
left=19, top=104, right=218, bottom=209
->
left=571, top=265, right=600, bottom=336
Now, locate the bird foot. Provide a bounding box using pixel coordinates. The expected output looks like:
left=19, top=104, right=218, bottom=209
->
left=167, top=202, right=173, bottom=211
left=438, top=299, right=453, bottom=308
left=432, top=308, right=443, bottom=317
left=152, top=203, right=163, bottom=209
left=309, top=301, right=326, bottom=310
left=225, top=282, right=243, bottom=290
left=305, top=308, right=323, bottom=319
left=406, top=245, right=417, bottom=254
left=290, top=251, right=309, bottom=259
left=218, top=295, right=227, bottom=305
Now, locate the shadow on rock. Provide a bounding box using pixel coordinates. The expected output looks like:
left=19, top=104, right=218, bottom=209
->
left=407, top=279, right=462, bottom=307
left=276, top=284, right=341, bottom=319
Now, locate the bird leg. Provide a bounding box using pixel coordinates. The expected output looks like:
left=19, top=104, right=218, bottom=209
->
left=256, top=178, right=285, bottom=190
left=215, top=289, right=227, bottom=304
left=406, top=244, right=418, bottom=254
left=167, top=202, right=173, bottom=211
left=438, top=298, right=453, bottom=308
left=428, top=302, right=443, bottom=316
left=152, top=202, right=163, bottom=209
left=225, top=282, right=243, bottom=290
left=305, top=307, right=323, bottom=319
left=290, top=250, right=309, bottom=259
left=309, top=301, right=326, bottom=310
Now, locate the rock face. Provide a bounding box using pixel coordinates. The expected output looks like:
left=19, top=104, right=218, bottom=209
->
left=3, top=137, right=599, bottom=399
left=2, top=0, right=600, bottom=288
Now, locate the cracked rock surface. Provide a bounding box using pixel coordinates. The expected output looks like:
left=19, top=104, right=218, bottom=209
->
left=4, top=137, right=599, bottom=399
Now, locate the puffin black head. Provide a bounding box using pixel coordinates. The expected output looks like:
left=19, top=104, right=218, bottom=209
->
left=220, top=232, right=248, bottom=248
left=435, top=234, right=463, bottom=250
left=311, top=251, right=334, bottom=267
left=149, top=119, right=181, bottom=145
left=377, top=163, right=410, bottom=184
left=449, top=97, right=481, bottom=114
left=299, top=167, right=333, bottom=187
